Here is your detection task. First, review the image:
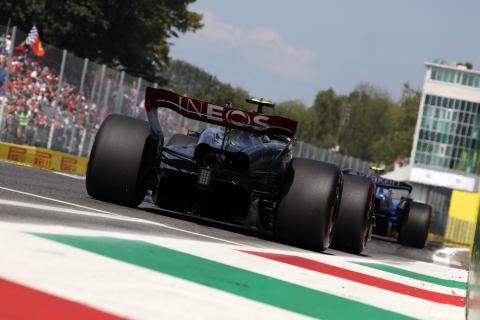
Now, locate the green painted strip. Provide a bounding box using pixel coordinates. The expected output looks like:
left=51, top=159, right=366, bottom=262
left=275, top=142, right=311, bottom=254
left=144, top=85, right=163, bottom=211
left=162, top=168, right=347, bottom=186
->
left=34, top=233, right=414, bottom=320
left=353, top=262, right=466, bottom=290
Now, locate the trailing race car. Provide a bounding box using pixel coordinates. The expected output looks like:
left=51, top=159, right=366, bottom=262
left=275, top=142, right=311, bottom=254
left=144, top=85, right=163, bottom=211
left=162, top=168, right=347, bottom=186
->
left=344, top=168, right=433, bottom=248
left=86, top=88, right=373, bottom=252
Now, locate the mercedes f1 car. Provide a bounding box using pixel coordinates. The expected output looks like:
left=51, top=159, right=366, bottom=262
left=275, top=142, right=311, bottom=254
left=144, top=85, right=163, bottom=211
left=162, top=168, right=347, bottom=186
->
left=86, top=88, right=373, bottom=252
left=343, top=169, right=433, bottom=248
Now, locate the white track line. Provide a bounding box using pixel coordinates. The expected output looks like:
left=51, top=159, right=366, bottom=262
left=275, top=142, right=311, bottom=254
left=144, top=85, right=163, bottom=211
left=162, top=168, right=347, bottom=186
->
left=53, top=171, right=86, bottom=180
left=0, top=199, right=116, bottom=217
left=0, top=194, right=244, bottom=246
left=0, top=186, right=118, bottom=215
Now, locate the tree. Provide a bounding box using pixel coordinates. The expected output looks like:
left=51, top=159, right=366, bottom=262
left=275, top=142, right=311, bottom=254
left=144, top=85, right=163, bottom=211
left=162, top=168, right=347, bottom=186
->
left=339, top=83, right=395, bottom=161
left=369, top=83, right=421, bottom=163
left=336, top=82, right=421, bottom=163
left=268, top=100, right=308, bottom=138
left=302, top=88, right=346, bottom=149
left=1, top=0, right=202, bottom=83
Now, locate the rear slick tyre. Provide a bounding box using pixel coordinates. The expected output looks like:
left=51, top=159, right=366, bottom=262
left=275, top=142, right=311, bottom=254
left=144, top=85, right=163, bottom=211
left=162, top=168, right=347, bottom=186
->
left=331, top=174, right=375, bottom=254
left=398, top=202, right=432, bottom=248
left=86, top=114, right=152, bottom=207
left=275, top=158, right=342, bottom=251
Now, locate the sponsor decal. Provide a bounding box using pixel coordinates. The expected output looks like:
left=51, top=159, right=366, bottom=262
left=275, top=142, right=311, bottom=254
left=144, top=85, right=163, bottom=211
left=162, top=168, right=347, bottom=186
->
left=167, top=96, right=273, bottom=132
left=358, top=172, right=412, bottom=191
left=224, top=109, right=269, bottom=131
left=7, top=147, right=26, bottom=163
left=61, top=157, right=77, bottom=173
left=34, top=151, right=52, bottom=169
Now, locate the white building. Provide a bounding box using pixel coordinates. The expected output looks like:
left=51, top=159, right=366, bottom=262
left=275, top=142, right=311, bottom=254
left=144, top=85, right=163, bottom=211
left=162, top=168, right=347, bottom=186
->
left=384, top=61, right=480, bottom=235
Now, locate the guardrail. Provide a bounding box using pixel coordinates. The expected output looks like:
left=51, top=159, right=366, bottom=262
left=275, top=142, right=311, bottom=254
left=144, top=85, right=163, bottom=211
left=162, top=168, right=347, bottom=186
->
left=0, top=141, right=87, bottom=175
left=444, top=191, right=480, bottom=247
left=445, top=217, right=477, bottom=247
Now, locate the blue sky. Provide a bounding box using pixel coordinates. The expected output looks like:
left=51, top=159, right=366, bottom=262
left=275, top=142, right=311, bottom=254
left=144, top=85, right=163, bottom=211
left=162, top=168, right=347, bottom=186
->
left=171, top=0, right=479, bottom=106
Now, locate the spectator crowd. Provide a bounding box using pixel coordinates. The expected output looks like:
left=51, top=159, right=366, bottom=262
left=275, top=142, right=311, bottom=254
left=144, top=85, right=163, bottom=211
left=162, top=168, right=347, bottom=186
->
left=0, top=33, right=102, bottom=155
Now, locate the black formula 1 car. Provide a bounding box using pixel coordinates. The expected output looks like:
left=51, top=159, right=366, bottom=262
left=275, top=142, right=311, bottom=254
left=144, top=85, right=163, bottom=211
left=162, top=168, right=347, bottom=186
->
left=86, top=88, right=373, bottom=252
left=343, top=169, right=433, bottom=248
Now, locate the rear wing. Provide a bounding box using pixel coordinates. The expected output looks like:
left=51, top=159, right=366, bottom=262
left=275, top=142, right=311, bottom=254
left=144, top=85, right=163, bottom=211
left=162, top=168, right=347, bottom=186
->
left=344, top=169, right=412, bottom=192
left=367, top=174, right=412, bottom=192
left=145, top=87, right=298, bottom=137
left=370, top=174, right=413, bottom=192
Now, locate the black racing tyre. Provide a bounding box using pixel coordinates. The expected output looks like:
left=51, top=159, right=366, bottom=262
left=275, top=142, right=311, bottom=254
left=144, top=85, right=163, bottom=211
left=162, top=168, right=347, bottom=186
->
left=86, top=114, right=153, bottom=207
left=398, top=201, right=432, bottom=248
left=167, top=134, right=199, bottom=146
left=331, top=174, right=375, bottom=254
left=275, top=158, right=342, bottom=251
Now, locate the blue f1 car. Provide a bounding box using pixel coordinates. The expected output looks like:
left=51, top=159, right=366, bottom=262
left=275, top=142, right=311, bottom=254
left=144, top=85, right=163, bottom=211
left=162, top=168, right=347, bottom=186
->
left=337, top=168, right=433, bottom=249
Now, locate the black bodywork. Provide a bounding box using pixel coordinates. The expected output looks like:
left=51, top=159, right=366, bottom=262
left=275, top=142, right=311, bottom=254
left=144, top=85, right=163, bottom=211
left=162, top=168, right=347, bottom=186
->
left=87, top=88, right=347, bottom=250
left=153, top=127, right=293, bottom=233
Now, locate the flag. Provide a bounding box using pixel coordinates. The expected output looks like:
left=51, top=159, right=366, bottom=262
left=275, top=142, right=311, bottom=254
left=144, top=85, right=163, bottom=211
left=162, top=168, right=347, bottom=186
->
left=14, top=41, right=25, bottom=54
left=25, top=25, right=45, bottom=57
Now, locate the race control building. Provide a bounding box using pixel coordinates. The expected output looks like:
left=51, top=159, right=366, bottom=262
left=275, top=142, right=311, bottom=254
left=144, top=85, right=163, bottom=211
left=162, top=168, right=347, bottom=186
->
left=385, top=60, right=480, bottom=244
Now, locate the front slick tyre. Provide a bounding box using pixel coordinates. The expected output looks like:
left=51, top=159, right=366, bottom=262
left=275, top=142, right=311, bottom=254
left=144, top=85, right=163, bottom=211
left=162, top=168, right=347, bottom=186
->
left=275, top=158, right=342, bottom=251
left=398, top=202, right=432, bottom=248
left=86, top=114, right=152, bottom=207
left=331, top=174, right=375, bottom=254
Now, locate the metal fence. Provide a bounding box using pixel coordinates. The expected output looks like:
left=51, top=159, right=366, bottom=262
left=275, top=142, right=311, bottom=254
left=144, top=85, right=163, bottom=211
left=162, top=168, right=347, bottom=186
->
left=0, top=25, right=372, bottom=171
left=294, top=142, right=373, bottom=171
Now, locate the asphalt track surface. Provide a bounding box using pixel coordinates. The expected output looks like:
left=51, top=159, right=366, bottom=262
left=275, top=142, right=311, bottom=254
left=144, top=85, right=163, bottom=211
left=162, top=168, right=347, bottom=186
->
left=0, top=160, right=446, bottom=265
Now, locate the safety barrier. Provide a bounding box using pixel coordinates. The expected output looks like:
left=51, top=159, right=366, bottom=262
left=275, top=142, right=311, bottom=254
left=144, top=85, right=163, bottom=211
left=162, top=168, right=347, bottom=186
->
left=445, top=217, right=476, bottom=247
left=0, top=141, right=87, bottom=175
left=444, top=190, right=480, bottom=247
